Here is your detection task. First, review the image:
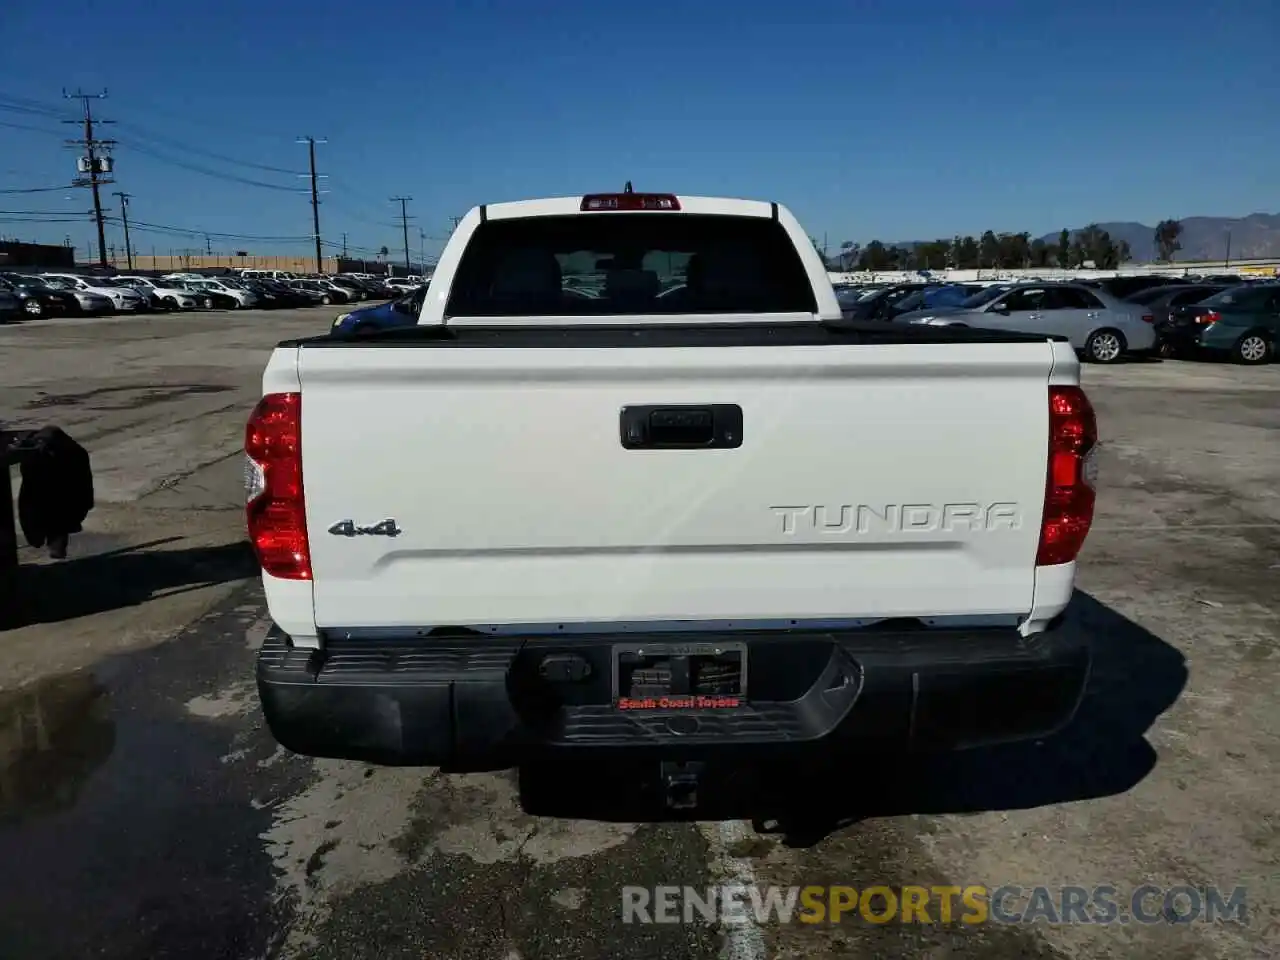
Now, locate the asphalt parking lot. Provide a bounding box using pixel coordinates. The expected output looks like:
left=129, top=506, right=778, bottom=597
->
left=1, top=308, right=1277, bottom=960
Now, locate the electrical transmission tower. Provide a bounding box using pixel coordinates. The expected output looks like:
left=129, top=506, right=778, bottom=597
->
left=63, top=89, right=115, bottom=267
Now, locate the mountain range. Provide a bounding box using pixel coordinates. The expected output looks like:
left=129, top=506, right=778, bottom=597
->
left=1035, top=213, right=1280, bottom=263
left=852, top=213, right=1280, bottom=266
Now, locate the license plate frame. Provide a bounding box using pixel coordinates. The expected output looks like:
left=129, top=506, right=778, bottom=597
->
left=612, top=640, right=748, bottom=710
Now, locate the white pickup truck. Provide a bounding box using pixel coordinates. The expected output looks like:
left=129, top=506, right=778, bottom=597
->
left=248, top=190, right=1098, bottom=800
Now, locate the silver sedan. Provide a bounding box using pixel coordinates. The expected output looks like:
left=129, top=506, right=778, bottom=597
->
left=897, top=282, right=1158, bottom=362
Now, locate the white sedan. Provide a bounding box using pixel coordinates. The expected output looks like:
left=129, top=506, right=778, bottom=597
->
left=183, top=278, right=259, bottom=309
left=40, top=273, right=148, bottom=312
left=116, top=276, right=211, bottom=310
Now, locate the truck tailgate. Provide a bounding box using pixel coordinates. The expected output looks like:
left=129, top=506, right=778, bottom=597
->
left=297, top=335, right=1053, bottom=629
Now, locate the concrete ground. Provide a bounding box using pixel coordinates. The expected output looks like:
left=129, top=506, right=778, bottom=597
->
left=0, top=309, right=1276, bottom=959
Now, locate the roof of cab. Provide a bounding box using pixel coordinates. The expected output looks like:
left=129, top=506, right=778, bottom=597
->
left=481, top=195, right=775, bottom=220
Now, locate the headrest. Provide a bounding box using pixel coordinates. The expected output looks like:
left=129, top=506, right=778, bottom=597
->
left=490, top=249, right=562, bottom=299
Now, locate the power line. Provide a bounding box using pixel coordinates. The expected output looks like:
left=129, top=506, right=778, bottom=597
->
left=112, top=120, right=304, bottom=176
left=103, top=216, right=313, bottom=242
left=0, top=184, right=75, bottom=194
left=0, top=94, right=64, bottom=117
left=120, top=140, right=308, bottom=192
left=391, top=197, right=414, bottom=271
left=0, top=208, right=92, bottom=216
left=0, top=216, right=90, bottom=224
left=3, top=92, right=309, bottom=192
left=62, top=88, right=114, bottom=267
left=0, top=118, right=64, bottom=136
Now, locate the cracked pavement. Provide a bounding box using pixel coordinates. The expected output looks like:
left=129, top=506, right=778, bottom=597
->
left=1, top=309, right=1277, bottom=959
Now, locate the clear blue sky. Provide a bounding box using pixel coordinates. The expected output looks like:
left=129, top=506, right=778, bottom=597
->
left=1, top=0, right=1274, bottom=260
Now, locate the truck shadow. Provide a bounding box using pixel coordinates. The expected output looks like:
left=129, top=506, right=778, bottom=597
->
left=517, top=591, right=1188, bottom=843
left=1, top=539, right=258, bottom=630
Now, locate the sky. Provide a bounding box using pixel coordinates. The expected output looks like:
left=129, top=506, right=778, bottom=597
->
left=1, top=0, right=1275, bottom=262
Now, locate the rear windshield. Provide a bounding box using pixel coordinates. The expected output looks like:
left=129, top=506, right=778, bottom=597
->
left=445, top=213, right=818, bottom=317
left=1199, top=285, right=1271, bottom=309
left=1125, top=286, right=1171, bottom=305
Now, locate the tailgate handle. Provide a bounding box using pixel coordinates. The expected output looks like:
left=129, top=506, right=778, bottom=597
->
left=621, top=405, right=742, bottom=450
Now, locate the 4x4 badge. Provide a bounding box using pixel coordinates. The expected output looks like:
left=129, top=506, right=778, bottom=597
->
left=328, top=519, right=402, bottom=537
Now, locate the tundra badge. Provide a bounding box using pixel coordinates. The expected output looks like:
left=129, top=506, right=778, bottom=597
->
left=328, top=518, right=402, bottom=537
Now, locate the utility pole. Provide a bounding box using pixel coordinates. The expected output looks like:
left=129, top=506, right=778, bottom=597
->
left=449, top=216, right=462, bottom=233
left=112, top=191, right=133, bottom=269
left=63, top=89, right=115, bottom=268
left=298, top=137, right=327, bottom=273
left=391, top=197, right=413, bottom=272
left=205, top=234, right=212, bottom=256
left=341, top=232, right=348, bottom=258
left=418, top=228, right=426, bottom=274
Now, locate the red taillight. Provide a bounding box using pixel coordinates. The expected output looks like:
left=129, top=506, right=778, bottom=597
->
left=1037, top=386, right=1097, bottom=567
left=1141, top=313, right=1155, bottom=324
left=245, top=392, right=311, bottom=579
left=1197, top=310, right=1220, bottom=325
left=580, top=193, right=680, bottom=211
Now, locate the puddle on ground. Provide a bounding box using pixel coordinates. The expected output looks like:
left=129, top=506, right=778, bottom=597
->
left=0, top=671, right=115, bottom=825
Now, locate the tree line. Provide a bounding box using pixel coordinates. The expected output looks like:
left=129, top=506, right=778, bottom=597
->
left=820, top=219, right=1184, bottom=272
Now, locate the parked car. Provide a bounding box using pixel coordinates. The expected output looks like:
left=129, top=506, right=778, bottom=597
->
left=0, top=274, right=81, bottom=318
left=838, top=282, right=940, bottom=321
left=269, top=281, right=325, bottom=306
left=114, top=276, right=210, bottom=311
left=287, top=280, right=347, bottom=305
left=239, top=269, right=297, bottom=283
left=1159, top=283, right=1279, bottom=364
left=330, top=284, right=427, bottom=334
left=888, top=283, right=983, bottom=316
left=1084, top=275, right=1188, bottom=300
left=311, top=278, right=358, bottom=302
left=94, top=277, right=169, bottom=310
left=173, top=281, right=241, bottom=310
left=338, top=275, right=395, bottom=298
left=183, top=278, right=259, bottom=309
left=904, top=282, right=1157, bottom=363
left=0, top=285, right=21, bottom=323
left=40, top=273, right=146, bottom=313
left=325, top=277, right=367, bottom=301
left=236, top=280, right=291, bottom=309
left=1124, top=283, right=1234, bottom=329
left=25, top=275, right=114, bottom=315
left=260, top=280, right=323, bottom=307
left=893, top=283, right=1017, bottom=324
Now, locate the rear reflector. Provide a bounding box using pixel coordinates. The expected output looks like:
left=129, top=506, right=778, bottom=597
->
left=1141, top=314, right=1155, bottom=323
left=1197, top=310, right=1220, bottom=325
left=581, top=193, right=680, bottom=211
left=245, top=392, right=311, bottom=579
left=1036, top=386, right=1097, bottom=567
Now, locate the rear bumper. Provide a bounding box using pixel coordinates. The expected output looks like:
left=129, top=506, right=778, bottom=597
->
left=1157, top=322, right=1243, bottom=355
left=257, top=619, right=1089, bottom=767
left=1157, top=323, right=1207, bottom=352
left=1123, top=325, right=1159, bottom=352
left=257, top=619, right=1090, bottom=773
